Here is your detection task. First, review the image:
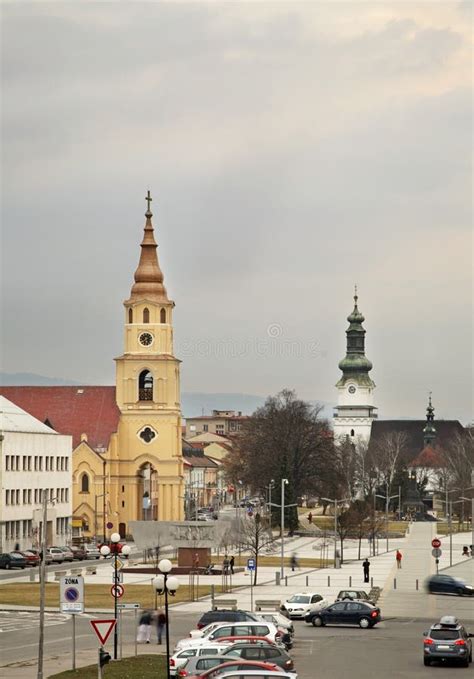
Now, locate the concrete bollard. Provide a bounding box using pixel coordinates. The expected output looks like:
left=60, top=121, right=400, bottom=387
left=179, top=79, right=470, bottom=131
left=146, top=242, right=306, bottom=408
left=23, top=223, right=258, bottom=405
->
left=371, top=577, right=373, bottom=588
left=285, top=576, right=288, bottom=586
left=306, top=575, right=309, bottom=587
left=349, top=576, right=352, bottom=587
left=29, top=569, right=36, bottom=582
left=327, top=575, right=331, bottom=587
left=416, top=579, right=419, bottom=591
left=275, top=572, right=281, bottom=586
left=394, top=578, right=397, bottom=590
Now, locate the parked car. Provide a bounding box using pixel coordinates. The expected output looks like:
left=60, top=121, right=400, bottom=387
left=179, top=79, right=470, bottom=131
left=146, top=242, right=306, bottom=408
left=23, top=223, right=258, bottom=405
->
left=425, top=575, right=474, bottom=597
left=305, top=601, right=381, bottom=628
left=27, top=549, right=53, bottom=564
left=215, top=672, right=295, bottom=679
left=423, top=616, right=473, bottom=667
left=46, top=547, right=67, bottom=563
left=176, top=623, right=281, bottom=651
left=221, top=640, right=294, bottom=672
left=19, top=551, right=40, bottom=566
left=70, top=546, right=87, bottom=561
left=54, top=547, right=74, bottom=562
left=281, top=592, right=328, bottom=619
left=197, top=611, right=262, bottom=631
left=0, top=552, right=27, bottom=569
left=83, top=545, right=101, bottom=560
left=335, top=590, right=375, bottom=605
left=170, top=643, right=230, bottom=676
left=258, top=613, right=294, bottom=637
left=177, top=657, right=283, bottom=678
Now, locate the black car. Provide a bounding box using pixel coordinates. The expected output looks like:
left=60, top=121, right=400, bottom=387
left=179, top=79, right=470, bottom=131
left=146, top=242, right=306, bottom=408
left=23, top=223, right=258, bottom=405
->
left=305, top=601, right=381, bottom=628
left=221, top=640, right=294, bottom=672
left=426, top=575, right=474, bottom=596
left=0, top=553, right=27, bottom=569
left=197, top=610, right=261, bottom=630
left=423, top=616, right=473, bottom=667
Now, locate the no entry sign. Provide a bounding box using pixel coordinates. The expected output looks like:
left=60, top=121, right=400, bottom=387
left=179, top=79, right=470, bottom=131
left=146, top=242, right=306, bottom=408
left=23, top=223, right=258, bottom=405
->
left=432, top=538, right=441, bottom=549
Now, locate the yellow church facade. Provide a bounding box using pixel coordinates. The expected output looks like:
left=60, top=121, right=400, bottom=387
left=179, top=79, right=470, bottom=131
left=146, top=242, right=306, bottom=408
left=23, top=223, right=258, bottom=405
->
left=72, top=195, right=184, bottom=538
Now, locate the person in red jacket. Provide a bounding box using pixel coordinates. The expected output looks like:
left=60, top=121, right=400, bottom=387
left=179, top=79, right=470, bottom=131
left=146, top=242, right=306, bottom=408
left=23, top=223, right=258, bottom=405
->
left=396, top=549, right=402, bottom=569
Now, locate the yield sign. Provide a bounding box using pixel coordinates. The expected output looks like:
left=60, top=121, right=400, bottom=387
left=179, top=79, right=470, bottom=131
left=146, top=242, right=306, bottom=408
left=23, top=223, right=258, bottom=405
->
left=90, top=619, right=116, bottom=646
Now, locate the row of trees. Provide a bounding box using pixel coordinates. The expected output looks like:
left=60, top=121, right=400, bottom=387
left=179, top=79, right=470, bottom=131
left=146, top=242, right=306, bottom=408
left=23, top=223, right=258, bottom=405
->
left=224, top=389, right=474, bottom=536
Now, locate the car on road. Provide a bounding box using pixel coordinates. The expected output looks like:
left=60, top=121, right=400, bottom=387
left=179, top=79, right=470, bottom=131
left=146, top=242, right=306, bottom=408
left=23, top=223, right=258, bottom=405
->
left=335, top=590, right=375, bottom=605
left=423, top=616, right=473, bottom=667
left=425, top=574, right=474, bottom=597
left=196, top=611, right=263, bottom=633
left=0, top=552, right=27, bottom=569
left=177, top=657, right=284, bottom=678
left=221, top=640, right=295, bottom=672
left=305, top=601, right=381, bottom=628
left=26, top=549, right=53, bottom=564
left=19, top=551, right=40, bottom=566
left=281, top=592, right=328, bottom=619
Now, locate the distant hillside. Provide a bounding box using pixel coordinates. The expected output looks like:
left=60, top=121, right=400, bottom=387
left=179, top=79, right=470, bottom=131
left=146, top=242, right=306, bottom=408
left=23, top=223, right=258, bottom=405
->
left=0, top=373, right=334, bottom=420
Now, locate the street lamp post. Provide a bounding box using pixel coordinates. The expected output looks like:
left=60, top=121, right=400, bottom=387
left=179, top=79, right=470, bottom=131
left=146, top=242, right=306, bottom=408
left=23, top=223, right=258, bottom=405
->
left=280, top=479, right=288, bottom=578
left=153, top=559, right=180, bottom=679
left=376, top=481, right=398, bottom=552
left=322, top=497, right=350, bottom=567
left=267, top=479, right=275, bottom=522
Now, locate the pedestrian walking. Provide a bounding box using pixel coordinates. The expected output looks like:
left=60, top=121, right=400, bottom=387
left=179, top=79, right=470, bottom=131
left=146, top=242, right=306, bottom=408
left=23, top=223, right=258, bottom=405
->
left=290, top=553, right=299, bottom=571
left=362, top=558, right=370, bottom=583
left=307, top=511, right=313, bottom=525
left=193, top=552, right=200, bottom=570
left=229, top=555, right=235, bottom=575
left=396, top=549, right=402, bottom=569
left=155, top=608, right=166, bottom=644
left=137, top=609, right=153, bottom=643
left=462, top=545, right=469, bottom=557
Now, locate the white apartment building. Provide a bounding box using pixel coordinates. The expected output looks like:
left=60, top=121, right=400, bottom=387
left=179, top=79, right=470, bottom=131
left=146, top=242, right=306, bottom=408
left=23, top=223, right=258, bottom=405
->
left=0, top=396, right=72, bottom=552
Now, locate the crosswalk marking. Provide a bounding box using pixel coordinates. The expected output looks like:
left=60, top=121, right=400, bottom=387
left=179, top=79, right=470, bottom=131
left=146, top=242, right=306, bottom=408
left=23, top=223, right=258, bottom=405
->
left=0, top=611, right=69, bottom=633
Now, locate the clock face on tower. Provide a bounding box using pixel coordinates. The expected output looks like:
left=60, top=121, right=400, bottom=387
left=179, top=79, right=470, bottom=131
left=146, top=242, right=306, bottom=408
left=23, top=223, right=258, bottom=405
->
left=348, top=385, right=356, bottom=394
left=139, top=332, right=154, bottom=347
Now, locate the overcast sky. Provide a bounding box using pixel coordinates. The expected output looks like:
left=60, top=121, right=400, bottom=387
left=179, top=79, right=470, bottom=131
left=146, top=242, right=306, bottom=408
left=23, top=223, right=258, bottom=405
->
left=1, top=2, right=472, bottom=422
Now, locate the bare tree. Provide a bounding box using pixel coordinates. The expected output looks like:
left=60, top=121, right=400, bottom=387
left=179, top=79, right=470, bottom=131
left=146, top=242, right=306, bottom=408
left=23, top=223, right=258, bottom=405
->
left=237, top=513, right=274, bottom=585
left=374, top=431, right=409, bottom=494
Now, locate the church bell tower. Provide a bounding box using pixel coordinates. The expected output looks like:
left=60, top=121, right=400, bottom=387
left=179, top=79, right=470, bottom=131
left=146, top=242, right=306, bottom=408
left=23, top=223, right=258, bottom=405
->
left=112, top=192, right=184, bottom=525
left=333, top=288, right=377, bottom=442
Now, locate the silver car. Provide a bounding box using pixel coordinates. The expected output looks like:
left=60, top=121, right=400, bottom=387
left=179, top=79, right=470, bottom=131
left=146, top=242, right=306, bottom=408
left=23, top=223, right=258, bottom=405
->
left=46, top=547, right=67, bottom=563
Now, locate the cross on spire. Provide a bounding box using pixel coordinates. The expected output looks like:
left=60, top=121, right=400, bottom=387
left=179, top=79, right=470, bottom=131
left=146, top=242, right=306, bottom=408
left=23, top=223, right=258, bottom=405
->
left=145, top=190, right=153, bottom=215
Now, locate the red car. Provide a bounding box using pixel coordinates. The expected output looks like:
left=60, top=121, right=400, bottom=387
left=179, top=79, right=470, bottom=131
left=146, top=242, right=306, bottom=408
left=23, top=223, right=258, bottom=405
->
left=19, top=551, right=40, bottom=566
left=178, top=659, right=282, bottom=678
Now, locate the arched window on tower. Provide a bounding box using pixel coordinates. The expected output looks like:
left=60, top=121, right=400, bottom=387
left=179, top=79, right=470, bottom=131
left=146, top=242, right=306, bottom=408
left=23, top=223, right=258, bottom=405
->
left=160, top=308, right=166, bottom=324
left=143, top=307, right=150, bottom=324
left=81, top=473, right=90, bottom=493
left=139, top=370, right=153, bottom=401
left=128, top=308, right=133, bottom=324
left=350, top=429, right=355, bottom=437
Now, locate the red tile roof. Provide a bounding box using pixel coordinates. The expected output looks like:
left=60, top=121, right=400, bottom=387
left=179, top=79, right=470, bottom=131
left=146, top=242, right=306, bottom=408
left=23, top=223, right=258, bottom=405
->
left=410, top=445, right=446, bottom=469
left=0, top=386, right=120, bottom=450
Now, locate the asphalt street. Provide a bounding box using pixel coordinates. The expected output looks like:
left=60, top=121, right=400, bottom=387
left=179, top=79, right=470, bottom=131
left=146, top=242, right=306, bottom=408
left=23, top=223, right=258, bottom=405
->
left=1, top=609, right=473, bottom=678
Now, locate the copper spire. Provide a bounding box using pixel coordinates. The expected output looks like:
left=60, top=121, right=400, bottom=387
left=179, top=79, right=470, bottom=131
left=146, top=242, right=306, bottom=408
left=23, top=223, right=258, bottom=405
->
left=127, top=192, right=169, bottom=303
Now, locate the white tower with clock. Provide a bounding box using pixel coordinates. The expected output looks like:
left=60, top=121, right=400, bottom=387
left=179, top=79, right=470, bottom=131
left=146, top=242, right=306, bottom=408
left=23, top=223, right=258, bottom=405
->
left=333, top=289, right=377, bottom=443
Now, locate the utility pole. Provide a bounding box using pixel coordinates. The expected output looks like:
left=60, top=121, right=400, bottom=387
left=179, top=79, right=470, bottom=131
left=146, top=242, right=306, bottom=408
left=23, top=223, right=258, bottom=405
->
left=322, top=496, right=350, bottom=566
left=280, top=478, right=288, bottom=578
left=37, top=493, right=48, bottom=679
left=102, top=458, right=107, bottom=543
left=376, top=482, right=398, bottom=552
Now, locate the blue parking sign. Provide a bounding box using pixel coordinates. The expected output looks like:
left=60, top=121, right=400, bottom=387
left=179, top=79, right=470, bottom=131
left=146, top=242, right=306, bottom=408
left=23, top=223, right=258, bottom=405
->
left=247, top=558, right=256, bottom=571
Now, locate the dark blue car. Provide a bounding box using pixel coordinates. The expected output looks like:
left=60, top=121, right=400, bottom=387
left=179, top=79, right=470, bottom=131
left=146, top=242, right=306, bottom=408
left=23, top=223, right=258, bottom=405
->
left=426, top=575, right=474, bottom=596
left=305, top=601, right=381, bottom=628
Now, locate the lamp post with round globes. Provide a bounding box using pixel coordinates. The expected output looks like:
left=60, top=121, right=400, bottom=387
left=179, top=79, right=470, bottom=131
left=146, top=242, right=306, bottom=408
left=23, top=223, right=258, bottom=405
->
left=153, top=559, right=180, bottom=679
left=100, top=533, right=123, bottom=659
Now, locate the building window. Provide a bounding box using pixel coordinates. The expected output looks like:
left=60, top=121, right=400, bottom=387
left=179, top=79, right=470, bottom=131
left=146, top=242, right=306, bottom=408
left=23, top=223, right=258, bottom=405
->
left=81, top=474, right=90, bottom=493
left=6, top=490, right=10, bottom=505
left=122, top=485, right=125, bottom=492
left=65, top=489, right=69, bottom=503
left=139, top=369, right=153, bottom=401
left=203, top=425, right=208, bottom=432
left=216, top=425, right=225, bottom=434
left=350, top=429, right=355, bottom=437
left=139, top=426, right=157, bottom=444
left=5, top=456, right=10, bottom=471
left=23, top=489, right=27, bottom=504
left=65, top=458, right=69, bottom=471
left=46, top=457, right=50, bottom=471
left=160, top=308, right=166, bottom=323
left=28, top=456, right=32, bottom=470
left=28, top=489, right=32, bottom=504
left=128, top=308, right=133, bottom=323
left=122, top=501, right=125, bottom=508
left=143, top=307, right=150, bottom=323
